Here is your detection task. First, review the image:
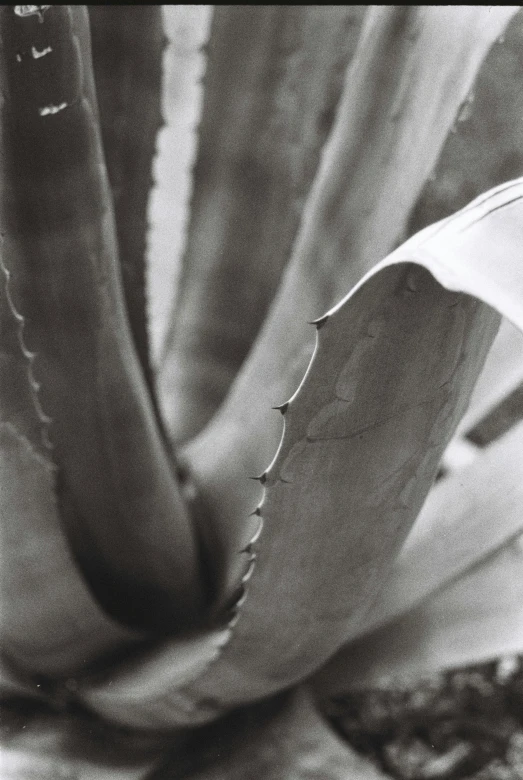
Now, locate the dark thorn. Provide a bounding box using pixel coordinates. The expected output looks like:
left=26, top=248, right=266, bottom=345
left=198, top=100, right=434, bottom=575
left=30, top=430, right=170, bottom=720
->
left=249, top=472, right=267, bottom=485
left=249, top=507, right=262, bottom=517
left=309, top=314, right=329, bottom=330
left=272, top=402, right=289, bottom=415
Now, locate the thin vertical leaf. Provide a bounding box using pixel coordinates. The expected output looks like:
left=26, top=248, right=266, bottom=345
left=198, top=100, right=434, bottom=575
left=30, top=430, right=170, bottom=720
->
left=159, top=5, right=367, bottom=442
left=88, top=5, right=164, bottom=409
left=148, top=6, right=212, bottom=365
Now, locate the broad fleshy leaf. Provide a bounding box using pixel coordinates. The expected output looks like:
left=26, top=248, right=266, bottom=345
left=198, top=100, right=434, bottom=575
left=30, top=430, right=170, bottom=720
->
left=183, top=6, right=518, bottom=597
left=0, top=5, right=204, bottom=632
left=158, top=5, right=367, bottom=443
left=79, top=181, right=523, bottom=730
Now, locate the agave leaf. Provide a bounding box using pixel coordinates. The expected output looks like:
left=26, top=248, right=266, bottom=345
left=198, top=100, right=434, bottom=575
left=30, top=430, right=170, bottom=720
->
left=0, top=5, right=203, bottom=631
left=183, top=6, right=518, bottom=591
left=148, top=6, right=212, bottom=364
left=313, top=536, right=523, bottom=693
left=330, top=420, right=523, bottom=644
left=79, top=181, right=523, bottom=730
left=88, top=5, right=164, bottom=410
left=158, top=5, right=367, bottom=443
left=0, top=424, right=143, bottom=676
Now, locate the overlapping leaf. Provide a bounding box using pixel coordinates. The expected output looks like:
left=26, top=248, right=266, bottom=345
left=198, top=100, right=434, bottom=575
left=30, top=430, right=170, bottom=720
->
left=353, top=420, right=523, bottom=641
left=313, top=539, right=523, bottom=694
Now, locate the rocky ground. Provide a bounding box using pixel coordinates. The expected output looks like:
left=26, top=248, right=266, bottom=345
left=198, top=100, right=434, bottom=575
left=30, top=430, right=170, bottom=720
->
left=328, top=656, right=523, bottom=779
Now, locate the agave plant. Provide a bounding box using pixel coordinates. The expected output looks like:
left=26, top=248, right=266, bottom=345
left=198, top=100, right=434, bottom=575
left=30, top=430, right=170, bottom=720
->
left=1, top=5, right=523, bottom=778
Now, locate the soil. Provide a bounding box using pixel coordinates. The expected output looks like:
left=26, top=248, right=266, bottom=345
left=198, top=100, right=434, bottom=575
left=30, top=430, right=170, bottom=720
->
left=327, top=656, right=523, bottom=779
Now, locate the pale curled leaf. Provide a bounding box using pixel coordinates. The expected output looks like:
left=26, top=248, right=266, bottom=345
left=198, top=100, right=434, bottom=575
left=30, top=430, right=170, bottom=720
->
left=79, top=181, right=523, bottom=729
left=80, top=627, right=232, bottom=728
left=0, top=424, right=142, bottom=676
left=313, top=536, right=523, bottom=693
left=183, top=6, right=518, bottom=598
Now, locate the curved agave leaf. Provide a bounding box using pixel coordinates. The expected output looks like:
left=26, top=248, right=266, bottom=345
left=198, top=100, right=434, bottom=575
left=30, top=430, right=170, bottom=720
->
left=0, top=5, right=203, bottom=631
left=158, top=5, right=367, bottom=443
left=183, top=6, right=518, bottom=598
left=79, top=181, right=523, bottom=730
left=88, top=5, right=164, bottom=411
